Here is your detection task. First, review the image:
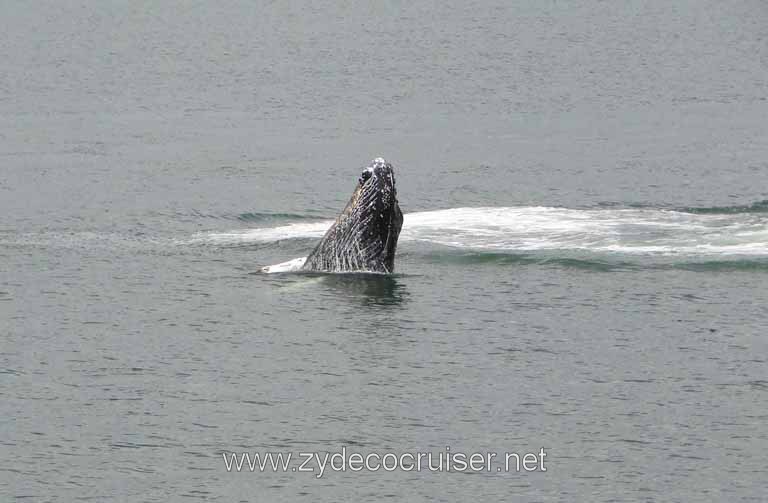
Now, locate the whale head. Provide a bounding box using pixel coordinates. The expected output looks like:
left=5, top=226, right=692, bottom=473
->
left=302, top=157, right=403, bottom=273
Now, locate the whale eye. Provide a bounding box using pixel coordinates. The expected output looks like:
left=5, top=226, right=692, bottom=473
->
left=359, top=169, right=373, bottom=185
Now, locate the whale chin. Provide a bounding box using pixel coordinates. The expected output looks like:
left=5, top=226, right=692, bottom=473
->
left=301, top=158, right=403, bottom=273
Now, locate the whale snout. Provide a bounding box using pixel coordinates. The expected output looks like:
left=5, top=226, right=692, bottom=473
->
left=371, top=157, right=393, bottom=175
left=360, top=157, right=396, bottom=188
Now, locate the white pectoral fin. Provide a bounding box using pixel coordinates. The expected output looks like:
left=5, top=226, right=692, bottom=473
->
left=259, top=256, right=307, bottom=273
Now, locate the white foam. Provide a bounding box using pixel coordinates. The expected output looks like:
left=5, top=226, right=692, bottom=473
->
left=200, top=207, right=768, bottom=257
left=401, top=207, right=768, bottom=255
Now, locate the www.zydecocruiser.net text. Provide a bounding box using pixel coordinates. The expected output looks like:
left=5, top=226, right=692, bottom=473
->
left=222, top=447, right=547, bottom=478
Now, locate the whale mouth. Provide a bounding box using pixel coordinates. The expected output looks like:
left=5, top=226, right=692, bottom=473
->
left=302, top=158, right=403, bottom=273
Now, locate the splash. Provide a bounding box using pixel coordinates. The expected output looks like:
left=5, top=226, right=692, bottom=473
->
left=202, top=206, right=768, bottom=257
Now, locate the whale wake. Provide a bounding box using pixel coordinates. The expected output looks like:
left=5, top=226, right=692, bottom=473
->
left=192, top=205, right=768, bottom=272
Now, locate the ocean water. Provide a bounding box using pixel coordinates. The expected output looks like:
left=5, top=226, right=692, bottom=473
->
left=2, top=0, right=768, bottom=501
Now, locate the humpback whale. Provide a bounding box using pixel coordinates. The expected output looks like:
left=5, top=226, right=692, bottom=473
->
left=301, top=157, right=403, bottom=273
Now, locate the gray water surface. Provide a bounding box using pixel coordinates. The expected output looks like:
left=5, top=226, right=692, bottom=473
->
left=2, top=1, right=768, bottom=501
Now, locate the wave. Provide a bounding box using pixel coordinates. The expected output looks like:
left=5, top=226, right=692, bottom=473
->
left=235, top=212, right=322, bottom=223
left=676, top=199, right=768, bottom=215
left=420, top=251, right=768, bottom=272
left=200, top=205, right=768, bottom=257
